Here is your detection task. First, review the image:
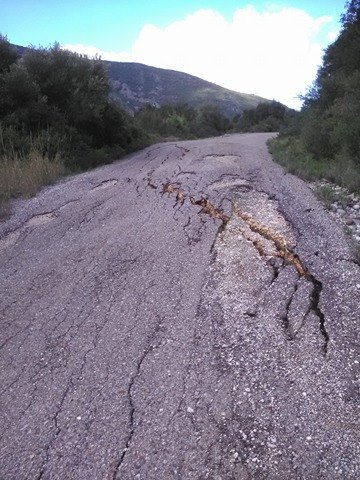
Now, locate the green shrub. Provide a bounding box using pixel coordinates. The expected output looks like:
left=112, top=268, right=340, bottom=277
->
left=134, top=102, right=230, bottom=140
left=270, top=3, right=360, bottom=194
left=0, top=34, right=19, bottom=74
left=314, top=185, right=338, bottom=209
left=234, top=100, right=290, bottom=133
left=0, top=36, right=151, bottom=208
left=268, top=136, right=360, bottom=193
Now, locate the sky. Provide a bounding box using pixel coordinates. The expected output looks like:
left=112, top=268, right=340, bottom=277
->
left=1, top=1, right=347, bottom=109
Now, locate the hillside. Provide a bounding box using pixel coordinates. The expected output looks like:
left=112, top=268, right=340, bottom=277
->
left=14, top=45, right=270, bottom=118
left=104, top=61, right=268, bottom=118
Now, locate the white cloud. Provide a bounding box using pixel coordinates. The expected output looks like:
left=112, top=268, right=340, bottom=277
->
left=327, top=30, right=340, bottom=42
left=64, top=6, right=334, bottom=110
left=62, top=43, right=129, bottom=61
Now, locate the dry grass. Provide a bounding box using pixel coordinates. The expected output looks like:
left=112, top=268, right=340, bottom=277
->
left=0, top=125, right=68, bottom=217
left=0, top=151, right=66, bottom=215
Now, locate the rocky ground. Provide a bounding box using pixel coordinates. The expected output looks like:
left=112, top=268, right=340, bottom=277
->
left=313, top=180, right=360, bottom=259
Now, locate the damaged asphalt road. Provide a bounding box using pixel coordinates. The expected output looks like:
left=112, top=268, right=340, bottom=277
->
left=0, top=132, right=359, bottom=479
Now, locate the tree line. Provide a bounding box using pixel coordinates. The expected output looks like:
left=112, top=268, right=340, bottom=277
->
left=0, top=37, right=147, bottom=170
left=300, top=0, right=360, bottom=163
left=0, top=34, right=290, bottom=208
left=270, top=0, right=360, bottom=192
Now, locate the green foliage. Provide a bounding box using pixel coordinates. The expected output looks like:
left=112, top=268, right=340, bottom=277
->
left=0, top=38, right=151, bottom=205
left=268, top=137, right=329, bottom=181
left=270, top=1, right=360, bottom=192
left=268, top=136, right=360, bottom=193
left=341, top=0, right=360, bottom=26
left=198, top=104, right=230, bottom=136
left=0, top=40, right=149, bottom=171
left=233, top=101, right=290, bottom=132
left=299, top=1, right=360, bottom=160
left=0, top=123, right=66, bottom=211
left=0, top=35, right=19, bottom=74
left=314, top=184, right=339, bottom=209
left=134, top=103, right=230, bottom=140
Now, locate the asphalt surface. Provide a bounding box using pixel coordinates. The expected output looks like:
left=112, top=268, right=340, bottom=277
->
left=0, top=133, right=359, bottom=479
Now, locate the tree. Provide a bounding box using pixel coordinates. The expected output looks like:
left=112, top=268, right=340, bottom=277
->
left=235, top=101, right=287, bottom=132
left=299, top=0, right=360, bottom=161
left=0, top=34, right=19, bottom=74
left=341, top=0, right=360, bottom=26
left=0, top=38, right=147, bottom=168
left=22, top=46, right=109, bottom=129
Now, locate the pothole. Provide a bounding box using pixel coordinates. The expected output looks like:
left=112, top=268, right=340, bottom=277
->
left=0, top=212, right=57, bottom=251
left=209, top=178, right=251, bottom=190
left=0, top=230, right=21, bottom=251
left=92, top=179, right=118, bottom=191
left=26, top=212, right=57, bottom=227
left=202, top=155, right=240, bottom=164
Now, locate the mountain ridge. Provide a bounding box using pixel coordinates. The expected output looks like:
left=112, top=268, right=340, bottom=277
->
left=14, top=44, right=272, bottom=118
left=105, top=60, right=269, bottom=118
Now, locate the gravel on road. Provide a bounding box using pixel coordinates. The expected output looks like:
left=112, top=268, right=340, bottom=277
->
left=0, top=133, right=359, bottom=479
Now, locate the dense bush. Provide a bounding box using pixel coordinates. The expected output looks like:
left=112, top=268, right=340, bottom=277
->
left=233, top=100, right=291, bottom=132
left=0, top=35, right=152, bottom=210
left=0, top=35, right=19, bottom=74
left=134, top=103, right=230, bottom=140
left=300, top=0, right=360, bottom=161
left=0, top=36, right=147, bottom=168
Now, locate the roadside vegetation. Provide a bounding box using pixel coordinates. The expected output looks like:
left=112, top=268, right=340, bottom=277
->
left=0, top=36, right=148, bottom=213
left=232, top=100, right=296, bottom=133
left=134, top=103, right=230, bottom=141
left=0, top=127, right=66, bottom=208
left=0, top=34, right=289, bottom=214
left=3, top=5, right=358, bottom=214
left=268, top=0, right=360, bottom=194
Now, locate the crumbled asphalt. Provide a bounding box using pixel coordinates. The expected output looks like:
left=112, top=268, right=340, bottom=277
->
left=0, top=133, right=359, bottom=479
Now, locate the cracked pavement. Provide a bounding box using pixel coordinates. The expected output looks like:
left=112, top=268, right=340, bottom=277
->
left=0, top=133, right=359, bottom=479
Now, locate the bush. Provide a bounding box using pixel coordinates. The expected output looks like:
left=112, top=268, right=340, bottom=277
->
left=0, top=35, right=19, bottom=74
left=268, top=136, right=360, bottom=193
left=298, top=2, right=360, bottom=161
left=134, top=102, right=230, bottom=140
left=0, top=37, right=151, bottom=207
left=269, top=2, right=360, bottom=194
left=234, top=101, right=289, bottom=132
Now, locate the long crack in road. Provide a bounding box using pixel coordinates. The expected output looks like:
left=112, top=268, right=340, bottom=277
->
left=0, top=133, right=359, bottom=479
left=163, top=182, right=329, bottom=355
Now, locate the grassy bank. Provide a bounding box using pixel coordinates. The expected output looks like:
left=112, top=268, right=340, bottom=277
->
left=0, top=152, right=66, bottom=206
left=268, top=136, right=360, bottom=194
left=0, top=127, right=68, bottom=217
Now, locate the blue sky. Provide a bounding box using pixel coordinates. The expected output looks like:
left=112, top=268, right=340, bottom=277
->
left=1, top=1, right=345, bottom=49
left=1, top=1, right=347, bottom=108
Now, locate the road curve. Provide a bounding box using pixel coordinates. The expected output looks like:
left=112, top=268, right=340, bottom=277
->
left=0, top=133, right=359, bottom=479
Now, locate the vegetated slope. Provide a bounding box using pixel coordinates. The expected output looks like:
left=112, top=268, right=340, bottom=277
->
left=269, top=1, right=360, bottom=193
left=104, top=60, right=268, bottom=118
left=1, top=41, right=148, bottom=212
left=14, top=45, right=271, bottom=118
